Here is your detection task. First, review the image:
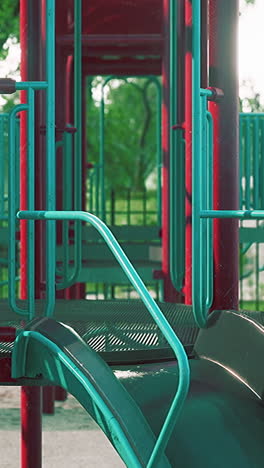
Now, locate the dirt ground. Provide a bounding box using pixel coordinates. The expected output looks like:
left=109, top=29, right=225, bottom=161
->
left=0, top=386, right=125, bottom=467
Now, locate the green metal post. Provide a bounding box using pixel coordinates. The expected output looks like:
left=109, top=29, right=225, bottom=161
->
left=45, top=0, right=56, bottom=316
left=27, top=86, right=35, bottom=320
left=100, top=80, right=107, bottom=222
left=169, top=0, right=185, bottom=292
left=73, top=0, right=82, bottom=278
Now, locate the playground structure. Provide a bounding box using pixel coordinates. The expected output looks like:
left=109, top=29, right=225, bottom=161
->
left=1, top=0, right=264, bottom=467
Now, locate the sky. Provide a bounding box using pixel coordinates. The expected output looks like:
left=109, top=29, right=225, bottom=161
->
left=0, top=0, right=264, bottom=108
left=239, top=0, right=264, bottom=106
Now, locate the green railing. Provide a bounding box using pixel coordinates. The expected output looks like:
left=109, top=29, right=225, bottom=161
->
left=240, top=113, right=264, bottom=210
left=169, top=0, right=185, bottom=292
left=192, top=0, right=264, bottom=326
left=55, top=0, right=83, bottom=290
left=239, top=114, right=264, bottom=310
left=7, top=0, right=56, bottom=318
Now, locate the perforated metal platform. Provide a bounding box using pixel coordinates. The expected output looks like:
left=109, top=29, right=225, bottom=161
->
left=0, top=301, right=263, bottom=365
left=0, top=300, right=198, bottom=364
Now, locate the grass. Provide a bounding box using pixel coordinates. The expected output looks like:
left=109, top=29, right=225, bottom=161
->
left=239, top=300, right=264, bottom=312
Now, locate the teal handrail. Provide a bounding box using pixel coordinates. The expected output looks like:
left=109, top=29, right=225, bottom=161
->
left=68, top=0, right=83, bottom=290
left=169, top=0, right=185, bottom=292
left=56, top=131, right=73, bottom=288
left=9, top=105, right=28, bottom=316
left=192, top=2, right=264, bottom=327
left=18, top=207, right=190, bottom=468
left=0, top=114, right=8, bottom=218
left=8, top=0, right=55, bottom=318
left=54, top=2, right=82, bottom=291
left=45, top=0, right=56, bottom=317
left=192, top=0, right=215, bottom=327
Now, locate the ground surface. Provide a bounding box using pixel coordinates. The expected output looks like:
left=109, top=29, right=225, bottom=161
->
left=0, top=387, right=125, bottom=467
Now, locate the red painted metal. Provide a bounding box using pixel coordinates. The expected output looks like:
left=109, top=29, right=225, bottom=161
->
left=20, top=1, right=43, bottom=466
left=55, top=387, right=68, bottom=402
left=57, top=34, right=163, bottom=56
left=82, top=58, right=161, bottom=77
left=184, top=0, right=193, bottom=305
left=0, top=327, right=16, bottom=342
left=65, top=0, right=163, bottom=35
left=21, top=387, right=42, bottom=468
left=42, top=386, right=55, bottom=414
left=209, top=0, right=239, bottom=310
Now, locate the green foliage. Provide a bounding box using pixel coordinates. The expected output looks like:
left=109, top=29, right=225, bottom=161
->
left=240, top=81, right=264, bottom=113
left=0, top=0, right=19, bottom=59
left=87, top=78, right=159, bottom=194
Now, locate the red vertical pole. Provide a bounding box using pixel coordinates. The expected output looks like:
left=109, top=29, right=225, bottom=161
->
left=21, top=387, right=42, bottom=468
left=42, top=386, right=55, bottom=414
left=184, top=0, right=192, bottom=304
left=209, top=0, right=239, bottom=310
left=20, top=1, right=42, bottom=467
left=162, top=0, right=183, bottom=302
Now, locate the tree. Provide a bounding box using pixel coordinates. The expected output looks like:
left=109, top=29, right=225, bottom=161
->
left=0, top=0, right=19, bottom=59
left=86, top=78, right=159, bottom=194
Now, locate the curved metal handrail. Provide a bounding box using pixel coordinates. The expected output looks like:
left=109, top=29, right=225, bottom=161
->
left=18, top=207, right=190, bottom=468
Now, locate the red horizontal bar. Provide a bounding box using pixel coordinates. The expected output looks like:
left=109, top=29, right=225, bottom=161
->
left=57, top=34, right=163, bottom=56
left=0, top=327, right=16, bottom=342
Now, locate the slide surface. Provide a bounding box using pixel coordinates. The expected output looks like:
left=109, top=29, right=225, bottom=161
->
left=12, top=317, right=170, bottom=468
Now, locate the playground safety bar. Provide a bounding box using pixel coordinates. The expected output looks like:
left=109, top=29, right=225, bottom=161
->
left=0, top=114, right=8, bottom=219
left=17, top=208, right=190, bottom=468
left=169, top=0, right=185, bottom=292
left=54, top=0, right=83, bottom=290
left=8, top=0, right=56, bottom=319
left=192, top=0, right=264, bottom=327
left=192, top=0, right=214, bottom=327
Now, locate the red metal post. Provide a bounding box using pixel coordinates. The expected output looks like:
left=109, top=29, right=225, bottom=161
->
left=21, top=387, right=42, bottom=468
left=20, top=1, right=42, bottom=466
left=209, top=0, right=239, bottom=310
left=42, top=386, right=55, bottom=414
left=184, top=0, right=192, bottom=304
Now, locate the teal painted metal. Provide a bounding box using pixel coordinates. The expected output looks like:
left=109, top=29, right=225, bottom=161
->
left=100, top=80, right=106, bottom=221
left=8, top=0, right=56, bottom=317
left=239, top=113, right=264, bottom=310
left=56, top=130, right=73, bottom=289
left=169, top=0, right=185, bottom=292
left=239, top=113, right=264, bottom=210
left=201, top=210, right=264, bottom=220
left=45, top=0, right=56, bottom=316
left=192, top=0, right=203, bottom=327
left=156, top=79, right=162, bottom=228
left=8, top=104, right=29, bottom=316
left=12, top=330, right=144, bottom=468
left=71, top=0, right=83, bottom=287
left=0, top=114, right=8, bottom=219
left=17, top=208, right=190, bottom=467
left=27, top=87, right=36, bottom=320
left=206, top=111, right=214, bottom=310
left=16, top=82, right=48, bottom=90
left=192, top=0, right=214, bottom=327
